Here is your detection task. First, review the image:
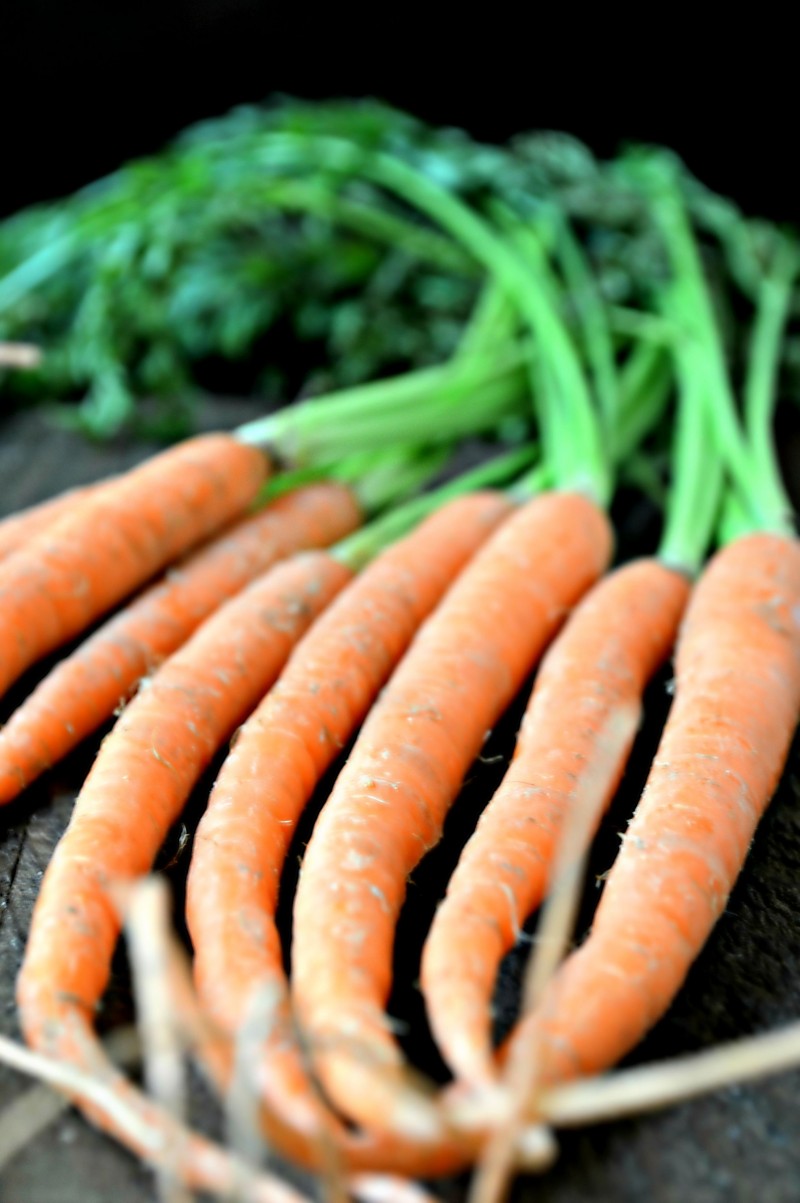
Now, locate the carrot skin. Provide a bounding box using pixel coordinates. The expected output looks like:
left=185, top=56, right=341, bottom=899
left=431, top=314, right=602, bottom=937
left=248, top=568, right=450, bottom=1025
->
left=509, top=533, right=800, bottom=1087
left=0, top=433, right=267, bottom=696
left=15, top=551, right=351, bottom=1198
left=17, top=550, right=350, bottom=1056
left=186, top=492, right=516, bottom=1174
left=291, top=492, right=613, bottom=1135
left=421, top=559, right=691, bottom=1087
left=0, top=482, right=360, bottom=804
left=0, top=479, right=109, bottom=563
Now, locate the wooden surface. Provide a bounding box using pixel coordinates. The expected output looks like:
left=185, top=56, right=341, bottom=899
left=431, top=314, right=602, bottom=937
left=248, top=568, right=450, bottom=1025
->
left=2, top=400, right=800, bottom=1203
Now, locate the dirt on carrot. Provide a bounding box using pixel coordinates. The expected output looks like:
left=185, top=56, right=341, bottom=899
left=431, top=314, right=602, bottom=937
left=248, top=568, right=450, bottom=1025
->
left=290, top=491, right=613, bottom=1138
left=421, top=558, right=691, bottom=1089
left=0, top=480, right=361, bottom=805
left=0, top=433, right=268, bottom=698
left=505, top=533, right=800, bottom=1090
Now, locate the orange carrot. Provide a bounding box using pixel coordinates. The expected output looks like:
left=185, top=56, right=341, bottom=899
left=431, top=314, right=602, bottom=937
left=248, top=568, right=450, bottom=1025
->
left=505, top=533, right=800, bottom=1089
left=0, top=481, right=360, bottom=804
left=421, top=559, right=691, bottom=1088
left=16, top=550, right=351, bottom=1191
left=0, top=479, right=110, bottom=562
left=0, top=433, right=267, bottom=697
left=186, top=491, right=515, bottom=1176
left=290, top=492, right=612, bottom=1138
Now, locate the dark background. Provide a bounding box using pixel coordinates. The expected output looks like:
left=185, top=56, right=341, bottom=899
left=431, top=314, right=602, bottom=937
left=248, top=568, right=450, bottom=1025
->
left=2, top=1, right=797, bottom=222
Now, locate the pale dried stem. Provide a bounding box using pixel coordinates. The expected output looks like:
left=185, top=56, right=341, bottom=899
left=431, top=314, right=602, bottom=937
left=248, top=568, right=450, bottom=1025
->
left=540, top=1018, right=800, bottom=1126
left=468, top=712, right=632, bottom=1203
left=0, top=1026, right=140, bottom=1171
left=0, top=996, right=315, bottom=1203
left=0, top=342, right=42, bottom=367
left=125, top=876, right=194, bottom=1203
left=522, top=708, right=639, bottom=1013
left=226, top=984, right=280, bottom=1170
left=0, top=1031, right=165, bottom=1151
left=350, top=1173, right=445, bottom=1203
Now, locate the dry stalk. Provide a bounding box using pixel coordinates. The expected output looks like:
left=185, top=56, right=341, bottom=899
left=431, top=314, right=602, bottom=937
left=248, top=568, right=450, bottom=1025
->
left=0, top=342, right=42, bottom=368
left=0, top=1026, right=139, bottom=1171
left=467, top=716, right=630, bottom=1203
left=125, top=876, right=194, bottom=1203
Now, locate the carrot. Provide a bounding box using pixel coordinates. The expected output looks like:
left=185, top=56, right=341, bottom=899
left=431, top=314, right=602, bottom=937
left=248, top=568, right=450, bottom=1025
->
left=0, top=432, right=268, bottom=697
left=420, top=233, right=723, bottom=1095
left=500, top=162, right=800, bottom=1100
left=421, top=559, right=691, bottom=1088
left=0, top=478, right=110, bottom=563
left=290, top=490, right=612, bottom=1138
left=506, top=532, right=800, bottom=1085
left=15, top=549, right=351, bottom=1190
left=0, top=481, right=361, bottom=805
left=185, top=490, right=515, bottom=1176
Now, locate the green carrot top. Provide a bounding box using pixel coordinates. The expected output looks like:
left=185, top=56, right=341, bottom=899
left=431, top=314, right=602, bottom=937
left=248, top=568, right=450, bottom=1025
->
left=629, top=153, right=798, bottom=546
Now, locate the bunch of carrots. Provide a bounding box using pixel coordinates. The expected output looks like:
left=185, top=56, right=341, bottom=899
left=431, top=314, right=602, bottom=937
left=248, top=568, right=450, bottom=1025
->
left=3, top=134, right=800, bottom=1203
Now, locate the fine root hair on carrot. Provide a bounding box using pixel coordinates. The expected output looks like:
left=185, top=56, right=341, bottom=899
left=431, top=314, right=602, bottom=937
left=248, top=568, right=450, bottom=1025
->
left=539, top=1018, right=800, bottom=1127
left=124, top=876, right=194, bottom=1203
left=0, top=1025, right=140, bottom=1173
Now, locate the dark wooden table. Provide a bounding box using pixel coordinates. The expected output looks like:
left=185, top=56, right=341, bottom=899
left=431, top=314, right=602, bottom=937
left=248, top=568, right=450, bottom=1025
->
left=2, top=400, right=800, bottom=1203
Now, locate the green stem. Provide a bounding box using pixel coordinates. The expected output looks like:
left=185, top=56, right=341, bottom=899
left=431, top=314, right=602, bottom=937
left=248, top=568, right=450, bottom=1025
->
left=717, top=488, right=754, bottom=546
left=487, top=206, right=609, bottom=501
left=614, top=343, right=673, bottom=465
left=0, top=233, right=85, bottom=314
left=256, top=178, right=476, bottom=276
left=457, top=279, right=517, bottom=361
left=352, top=445, right=453, bottom=512
left=618, top=452, right=668, bottom=508
left=744, top=239, right=799, bottom=514
left=608, top=307, right=680, bottom=346
left=508, top=462, right=552, bottom=502
left=256, top=445, right=451, bottom=514
left=658, top=339, right=722, bottom=573
left=334, top=444, right=538, bottom=570
left=642, top=162, right=789, bottom=534
left=236, top=338, right=528, bottom=456
left=253, top=367, right=528, bottom=465
left=553, top=213, right=619, bottom=453
left=257, top=133, right=609, bottom=503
